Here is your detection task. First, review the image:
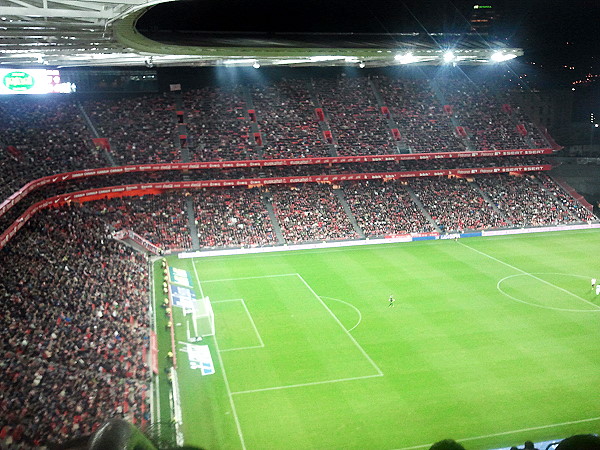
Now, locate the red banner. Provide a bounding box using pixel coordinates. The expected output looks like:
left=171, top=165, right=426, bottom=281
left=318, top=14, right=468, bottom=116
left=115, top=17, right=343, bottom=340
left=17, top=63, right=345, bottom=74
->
left=0, top=148, right=554, bottom=221
left=0, top=164, right=552, bottom=252
left=150, top=331, right=158, bottom=375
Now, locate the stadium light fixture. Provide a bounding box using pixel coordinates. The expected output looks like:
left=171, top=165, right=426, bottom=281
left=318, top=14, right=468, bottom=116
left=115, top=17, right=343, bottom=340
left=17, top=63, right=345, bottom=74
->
left=394, top=52, right=417, bottom=64
left=223, top=58, right=257, bottom=66
left=443, top=51, right=455, bottom=63
left=490, top=51, right=517, bottom=62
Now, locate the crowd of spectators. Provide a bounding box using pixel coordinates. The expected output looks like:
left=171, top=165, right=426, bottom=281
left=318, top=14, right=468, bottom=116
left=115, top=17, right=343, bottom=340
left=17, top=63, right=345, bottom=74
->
left=375, top=76, right=467, bottom=154
left=183, top=86, right=260, bottom=161
left=313, top=77, right=397, bottom=156
left=343, top=180, right=435, bottom=237
left=435, top=78, right=537, bottom=151
left=193, top=187, right=277, bottom=248
left=475, top=173, right=568, bottom=226
left=88, top=193, right=193, bottom=251
left=536, top=173, right=597, bottom=222
left=409, top=176, right=508, bottom=232
left=475, top=173, right=595, bottom=226
left=269, top=184, right=359, bottom=243
left=251, top=79, right=331, bottom=159
left=0, top=205, right=150, bottom=448
left=0, top=96, right=104, bottom=204
left=83, top=94, right=179, bottom=164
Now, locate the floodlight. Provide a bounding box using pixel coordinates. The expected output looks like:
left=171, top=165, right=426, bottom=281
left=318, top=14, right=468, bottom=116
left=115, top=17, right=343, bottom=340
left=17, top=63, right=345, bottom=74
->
left=490, top=51, right=517, bottom=62
left=443, top=51, right=455, bottom=63
left=394, top=52, right=417, bottom=64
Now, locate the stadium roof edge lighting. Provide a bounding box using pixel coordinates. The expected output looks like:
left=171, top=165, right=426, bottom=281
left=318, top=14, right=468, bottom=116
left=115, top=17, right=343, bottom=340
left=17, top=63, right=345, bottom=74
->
left=0, top=0, right=524, bottom=67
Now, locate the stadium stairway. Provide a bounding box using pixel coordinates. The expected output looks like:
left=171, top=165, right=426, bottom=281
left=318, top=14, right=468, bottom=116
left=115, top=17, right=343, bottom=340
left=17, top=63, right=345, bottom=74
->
left=243, top=85, right=265, bottom=159
left=368, top=77, right=406, bottom=154
left=470, top=180, right=513, bottom=226
left=172, top=89, right=191, bottom=163
left=185, top=196, right=201, bottom=250
left=332, top=187, right=366, bottom=239
left=404, top=184, right=443, bottom=233
left=261, top=191, right=286, bottom=244
left=78, top=101, right=116, bottom=167
left=429, top=79, right=476, bottom=152
left=307, top=78, right=339, bottom=156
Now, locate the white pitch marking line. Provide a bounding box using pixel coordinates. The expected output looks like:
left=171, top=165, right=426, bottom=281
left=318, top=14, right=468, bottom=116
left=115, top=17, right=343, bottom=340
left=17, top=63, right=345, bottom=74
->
left=212, top=298, right=265, bottom=350
left=191, top=260, right=246, bottom=450
left=211, top=298, right=245, bottom=304
left=239, top=299, right=265, bottom=348
left=497, top=273, right=600, bottom=313
left=458, top=241, right=600, bottom=310
left=231, top=373, right=383, bottom=395
left=201, top=273, right=299, bottom=283
left=295, top=274, right=384, bottom=377
left=320, top=296, right=363, bottom=332
left=393, top=416, right=600, bottom=450
left=220, top=345, right=265, bottom=353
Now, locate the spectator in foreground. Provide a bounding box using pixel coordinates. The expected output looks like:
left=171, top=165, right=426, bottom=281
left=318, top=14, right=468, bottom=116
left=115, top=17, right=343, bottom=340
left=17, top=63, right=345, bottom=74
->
left=429, top=439, right=466, bottom=450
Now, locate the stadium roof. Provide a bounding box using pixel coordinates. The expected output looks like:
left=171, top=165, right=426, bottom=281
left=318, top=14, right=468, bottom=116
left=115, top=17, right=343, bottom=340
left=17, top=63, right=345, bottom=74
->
left=0, top=0, right=523, bottom=68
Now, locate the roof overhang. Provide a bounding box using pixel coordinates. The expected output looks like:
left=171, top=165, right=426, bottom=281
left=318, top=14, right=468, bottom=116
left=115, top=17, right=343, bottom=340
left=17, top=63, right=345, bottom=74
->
left=0, top=0, right=523, bottom=68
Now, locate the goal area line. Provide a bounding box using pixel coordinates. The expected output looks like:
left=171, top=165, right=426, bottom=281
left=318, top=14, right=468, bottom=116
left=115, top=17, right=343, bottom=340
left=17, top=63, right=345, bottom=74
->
left=199, top=272, right=384, bottom=394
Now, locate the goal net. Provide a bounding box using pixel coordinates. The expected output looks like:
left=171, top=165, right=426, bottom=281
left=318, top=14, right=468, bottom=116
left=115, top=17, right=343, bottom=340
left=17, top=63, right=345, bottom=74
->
left=184, top=296, right=215, bottom=337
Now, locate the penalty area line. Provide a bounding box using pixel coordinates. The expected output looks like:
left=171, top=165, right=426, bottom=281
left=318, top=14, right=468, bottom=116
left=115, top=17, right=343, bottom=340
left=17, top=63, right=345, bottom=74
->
left=231, top=373, right=383, bottom=395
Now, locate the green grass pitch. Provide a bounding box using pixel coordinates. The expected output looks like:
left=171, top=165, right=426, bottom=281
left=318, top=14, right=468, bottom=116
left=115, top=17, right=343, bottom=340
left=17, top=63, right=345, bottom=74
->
left=152, top=230, right=600, bottom=450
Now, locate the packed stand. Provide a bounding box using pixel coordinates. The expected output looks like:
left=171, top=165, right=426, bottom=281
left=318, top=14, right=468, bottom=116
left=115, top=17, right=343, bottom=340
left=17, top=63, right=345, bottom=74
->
left=0, top=206, right=150, bottom=448
left=374, top=76, right=466, bottom=153
left=0, top=97, right=103, bottom=205
left=87, top=193, right=193, bottom=251
left=83, top=94, right=178, bottom=164
left=269, top=184, right=359, bottom=243
left=343, top=180, right=435, bottom=237
left=184, top=86, right=260, bottom=161
left=0, top=154, right=550, bottom=238
left=496, top=91, right=550, bottom=148
left=409, top=176, right=508, bottom=232
left=435, top=78, right=534, bottom=151
left=474, top=174, right=574, bottom=226
left=535, top=173, right=597, bottom=222
left=193, top=187, right=277, bottom=248
left=251, top=79, right=331, bottom=159
left=314, top=77, right=396, bottom=156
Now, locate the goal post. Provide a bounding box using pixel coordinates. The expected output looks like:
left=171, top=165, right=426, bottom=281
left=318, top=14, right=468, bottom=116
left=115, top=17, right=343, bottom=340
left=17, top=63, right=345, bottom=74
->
left=185, top=296, right=215, bottom=337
